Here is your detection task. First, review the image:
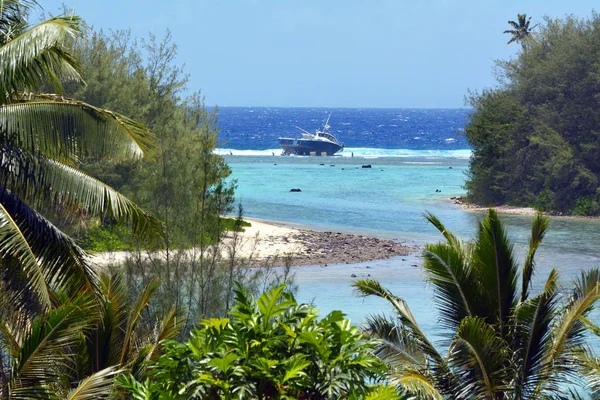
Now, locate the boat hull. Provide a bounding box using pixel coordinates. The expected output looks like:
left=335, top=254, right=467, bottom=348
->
left=278, top=138, right=343, bottom=156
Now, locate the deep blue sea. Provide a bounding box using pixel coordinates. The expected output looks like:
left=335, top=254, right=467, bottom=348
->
left=215, top=107, right=600, bottom=343
left=217, top=107, right=469, bottom=152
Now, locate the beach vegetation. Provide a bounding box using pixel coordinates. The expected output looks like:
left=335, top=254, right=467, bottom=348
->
left=56, top=27, right=268, bottom=332
left=354, top=209, right=600, bottom=398
left=0, top=0, right=160, bottom=313
left=120, top=283, right=393, bottom=399
left=504, top=14, right=538, bottom=47
left=466, top=12, right=600, bottom=215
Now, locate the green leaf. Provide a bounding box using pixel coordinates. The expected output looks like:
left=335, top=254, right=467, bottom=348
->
left=0, top=16, right=84, bottom=103
left=282, top=355, right=310, bottom=383
left=257, top=284, right=295, bottom=327
left=449, top=316, right=509, bottom=399
left=207, top=353, right=239, bottom=374
left=1, top=95, right=156, bottom=163
left=63, top=366, right=121, bottom=400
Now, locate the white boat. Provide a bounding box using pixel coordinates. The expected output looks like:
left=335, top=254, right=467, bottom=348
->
left=278, top=115, right=344, bottom=156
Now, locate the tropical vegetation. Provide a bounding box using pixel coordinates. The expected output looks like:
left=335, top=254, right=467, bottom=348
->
left=0, top=1, right=182, bottom=397
left=354, top=209, right=600, bottom=398
left=504, top=14, right=537, bottom=47
left=120, top=284, right=393, bottom=399
left=4, top=1, right=600, bottom=398
left=465, top=12, right=600, bottom=215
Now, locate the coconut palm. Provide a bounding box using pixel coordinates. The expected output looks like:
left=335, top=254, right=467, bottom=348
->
left=0, top=271, right=181, bottom=398
left=354, top=209, right=600, bottom=399
left=82, top=272, right=182, bottom=380
left=0, top=0, right=160, bottom=312
left=504, top=14, right=537, bottom=48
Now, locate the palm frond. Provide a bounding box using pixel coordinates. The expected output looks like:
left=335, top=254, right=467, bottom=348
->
left=448, top=316, right=509, bottom=399
left=577, top=347, right=600, bottom=398
left=513, top=269, right=558, bottom=399
left=471, top=209, right=518, bottom=332
left=131, top=307, right=183, bottom=379
left=352, top=279, right=443, bottom=364
left=87, top=272, right=130, bottom=372
left=423, top=242, right=478, bottom=332
left=0, top=187, right=96, bottom=308
left=119, top=279, right=159, bottom=367
left=0, top=146, right=162, bottom=240
left=547, top=268, right=600, bottom=368
left=0, top=194, right=50, bottom=307
left=1, top=96, right=156, bottom=162
left=0, top=16, right=84, bottom=102
left=521, top=213, right=549, bottom=302
left=147, top=307, right=182, bottom=362
left=423, top=211, right=461, bottom=249
left=63, top=366, right=120, bottom=400
left=392, top=368, right=445, bottom=400
left=9, top=293, right=95, bottom=398
left=363, top=314, right=428, bottom=368
left=507, top=21, right=520, bottom=30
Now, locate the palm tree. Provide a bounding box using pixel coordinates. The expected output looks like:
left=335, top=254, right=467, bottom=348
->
left=504, top=14, right=537, bottom=48
left=0, top=271, right=181, bottom=398
left=354, top=209, right=600, bottom=399
left=0, top=0, right=161, bottom=312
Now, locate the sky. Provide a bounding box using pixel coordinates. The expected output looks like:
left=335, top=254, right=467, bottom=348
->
left=39, top=0, right=598, bottom=108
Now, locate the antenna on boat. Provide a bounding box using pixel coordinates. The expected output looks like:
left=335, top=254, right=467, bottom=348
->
left=323, top=114, right=331, bottom=131
left=295, top=126, right=312, bottom=135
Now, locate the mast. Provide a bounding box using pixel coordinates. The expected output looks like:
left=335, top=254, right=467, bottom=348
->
left=323, top=114, right=331, bottom=132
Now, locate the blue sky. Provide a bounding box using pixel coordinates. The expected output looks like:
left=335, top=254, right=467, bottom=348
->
left=39, top=1, right=597, bottom=108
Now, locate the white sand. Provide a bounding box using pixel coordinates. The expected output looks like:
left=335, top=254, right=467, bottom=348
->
left=88, top=218, right=306, bottom=266
left=461, top=204, right=539, bottom=216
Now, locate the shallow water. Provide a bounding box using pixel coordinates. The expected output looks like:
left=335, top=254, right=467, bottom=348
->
left=225, top=153, right=600, bottom=336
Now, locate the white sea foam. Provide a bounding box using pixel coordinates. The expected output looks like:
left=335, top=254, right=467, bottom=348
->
left=215, top=147, right=472, bottom=159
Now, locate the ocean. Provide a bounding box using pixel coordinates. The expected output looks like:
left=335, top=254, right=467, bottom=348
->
left=216, top=107, right=600, bottom=343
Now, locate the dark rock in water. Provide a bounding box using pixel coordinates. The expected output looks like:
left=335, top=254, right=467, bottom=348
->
left=351, top=274, right=357, bottom=278
left=449, top=166, right=453, bottom=169
left=341, top=168, right=345, bottom=170
left=290, top=188, right=302, bottom=192
left=362, top=165, right=372, bottom=168
left=330, top=165, right=335, bottom=167
left=320, top=163, right=325, bottom=166
left=274, top=163, right=277, bottom=165
left=411, top=264, right=418, bottom=268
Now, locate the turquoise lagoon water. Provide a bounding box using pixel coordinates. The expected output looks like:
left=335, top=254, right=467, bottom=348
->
left=223, top=152, right=600, bottom=343
left=215, top=106, right=600, bottom=346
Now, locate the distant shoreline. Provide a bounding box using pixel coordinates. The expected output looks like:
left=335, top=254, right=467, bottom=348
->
left=453, top=197, right=600, bottom=220
left=90, top=218, right=417, bottom=268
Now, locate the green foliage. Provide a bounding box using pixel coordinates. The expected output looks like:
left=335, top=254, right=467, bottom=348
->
left=80, top=217, right=248, bottom=253
left=121, top=284, right=390, bottom=399
left=504, top=13, right=538, bottom=47
left=354, top=210, right=600, bottom=398
left=63, top=29, right=237, bottom=249
left=466, top=12, right=600, bottom=215
left=220, top=216, right=252, bottom=232
left=80, top=224, right=134, bottom=252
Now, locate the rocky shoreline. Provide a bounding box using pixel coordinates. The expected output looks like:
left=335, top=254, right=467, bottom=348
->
left=257, top=229, right=416, bottom=267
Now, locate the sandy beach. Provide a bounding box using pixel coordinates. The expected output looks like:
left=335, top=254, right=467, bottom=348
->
left=89, top=218, right=414, bottom=267
left=456, top=198, right=600, bottom=219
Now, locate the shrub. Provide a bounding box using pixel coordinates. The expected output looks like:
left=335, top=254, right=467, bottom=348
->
left=120, top=284, right=390, bottom=399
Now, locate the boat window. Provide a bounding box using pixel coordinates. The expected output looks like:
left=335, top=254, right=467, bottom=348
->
left=322, top=133, right=336, bottom=142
